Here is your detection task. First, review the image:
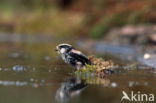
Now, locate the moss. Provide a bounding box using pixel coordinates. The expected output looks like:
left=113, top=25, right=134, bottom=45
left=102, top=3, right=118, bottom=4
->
left=75, top=64, right=96, bottom=74
left=75, top=56, right=115, bottom=78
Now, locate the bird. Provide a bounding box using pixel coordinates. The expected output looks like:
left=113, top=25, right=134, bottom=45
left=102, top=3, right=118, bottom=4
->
left=55, top=43, right=92, bottom=70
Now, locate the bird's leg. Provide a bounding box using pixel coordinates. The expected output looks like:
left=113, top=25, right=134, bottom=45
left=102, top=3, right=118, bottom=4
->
left=76, top=62, right=83, bottom=70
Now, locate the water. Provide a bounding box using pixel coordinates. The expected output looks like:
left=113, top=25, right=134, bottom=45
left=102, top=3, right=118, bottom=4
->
left=0, top=42, right=156, bottom=103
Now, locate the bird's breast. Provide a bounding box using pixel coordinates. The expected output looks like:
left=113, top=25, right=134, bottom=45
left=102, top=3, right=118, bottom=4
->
left=61, top=54, right=67, bottom=62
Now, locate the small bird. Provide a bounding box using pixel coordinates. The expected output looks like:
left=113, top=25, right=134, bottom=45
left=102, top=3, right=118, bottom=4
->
left=55, top=43, right=91, bottom=70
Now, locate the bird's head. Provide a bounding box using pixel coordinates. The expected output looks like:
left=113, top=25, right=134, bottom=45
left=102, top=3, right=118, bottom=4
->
left=55, top=44, right=74, bottom=54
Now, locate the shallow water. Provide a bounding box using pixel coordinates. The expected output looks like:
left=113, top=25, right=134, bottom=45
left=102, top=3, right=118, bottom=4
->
left=0, top=42, right=156, bottom=103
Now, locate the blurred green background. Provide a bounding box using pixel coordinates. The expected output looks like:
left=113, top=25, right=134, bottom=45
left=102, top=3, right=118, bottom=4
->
left=0, top=0, right=155, bottom=39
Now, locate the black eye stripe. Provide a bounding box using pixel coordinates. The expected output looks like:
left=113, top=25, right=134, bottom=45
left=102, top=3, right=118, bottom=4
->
left=59, top=45, right=72, bottom=49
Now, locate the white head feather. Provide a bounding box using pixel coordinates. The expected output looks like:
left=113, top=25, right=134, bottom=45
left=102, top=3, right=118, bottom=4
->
left=56, top=43, right=73, bottom=54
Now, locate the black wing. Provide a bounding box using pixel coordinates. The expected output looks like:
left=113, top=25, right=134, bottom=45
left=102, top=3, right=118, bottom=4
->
left=68, top=51, right=91, bottom=65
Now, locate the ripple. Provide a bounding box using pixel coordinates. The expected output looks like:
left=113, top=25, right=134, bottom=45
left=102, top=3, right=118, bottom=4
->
left=111, top=82, right=118, bottom=88
left=0, top=80, right=27, bottom=86
left=12, top=65, right=26, bottom=71
left=0, top=80, right=52, bottom=87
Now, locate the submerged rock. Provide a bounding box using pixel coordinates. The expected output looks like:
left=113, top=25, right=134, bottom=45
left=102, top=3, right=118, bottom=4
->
left=89, top=56, right=114, bottom=71
left=76, top=56, right=115, bottom=78
left=89, top=56, right=115, bottom=78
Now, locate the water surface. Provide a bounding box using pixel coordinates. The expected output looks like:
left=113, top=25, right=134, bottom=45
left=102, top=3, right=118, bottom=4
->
left=0, top=42, right=155, bottom=103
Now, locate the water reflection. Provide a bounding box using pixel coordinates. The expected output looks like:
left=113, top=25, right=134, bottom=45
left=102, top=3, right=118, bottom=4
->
left=55, top=75, right=114, bottom=102
left=55, top=77, right=88, bottom=102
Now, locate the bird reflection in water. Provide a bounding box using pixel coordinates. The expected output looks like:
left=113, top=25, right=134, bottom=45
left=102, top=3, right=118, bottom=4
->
left=55, top=77, right=88, bottom=102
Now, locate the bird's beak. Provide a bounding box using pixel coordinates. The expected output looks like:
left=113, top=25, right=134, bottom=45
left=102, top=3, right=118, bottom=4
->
left=55, top=48, right=58, bottom=51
